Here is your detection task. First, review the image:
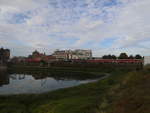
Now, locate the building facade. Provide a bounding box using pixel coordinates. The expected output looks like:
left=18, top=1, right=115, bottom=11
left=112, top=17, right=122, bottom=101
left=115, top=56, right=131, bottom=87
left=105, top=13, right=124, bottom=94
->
left=52, top=49, right=92, bottom=60
left=26, top=50, right=57, bottom=63
left=72, top=49, right=92, bottom=59
left=0, top=48, right=10, bottom=64
left=144, top=56, right=150, bottom=65
left=52, top=50, right=69, bottom=60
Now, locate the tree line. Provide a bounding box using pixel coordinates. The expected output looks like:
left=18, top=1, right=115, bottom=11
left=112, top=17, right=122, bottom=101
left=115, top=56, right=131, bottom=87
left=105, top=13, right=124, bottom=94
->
left=102, top=53, right=143, bottom=59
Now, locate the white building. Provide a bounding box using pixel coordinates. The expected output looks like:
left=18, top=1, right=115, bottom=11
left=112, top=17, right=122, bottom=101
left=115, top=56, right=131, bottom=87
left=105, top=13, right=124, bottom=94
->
left=144, top=56, right=150, bottom=65
left=52, top=50, right=68, bottom=60
left=52, top=49, right=92, bottom=60
left=72, top=49, right=92, bottom=59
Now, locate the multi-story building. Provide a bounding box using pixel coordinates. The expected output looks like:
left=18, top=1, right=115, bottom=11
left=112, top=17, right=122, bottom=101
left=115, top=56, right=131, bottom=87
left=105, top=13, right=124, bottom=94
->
left=52, top=50, right=69, bottom=60
left=52, top=49, right=92, bottom=60
left=10, top=56, right=27, bottom=64
left=0, top=48, right=10, bottom=64
left=144, top=56, right=150, bottom=65
left=29, top=50, right=46, bottom=59
left=26, top=50, right=57, bottom=63
left=72, top=49, right=92, bottom=59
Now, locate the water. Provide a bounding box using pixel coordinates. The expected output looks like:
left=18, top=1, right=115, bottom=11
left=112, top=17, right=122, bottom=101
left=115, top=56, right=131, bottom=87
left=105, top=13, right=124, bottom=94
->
left=0, top=71, right=103, bottom=95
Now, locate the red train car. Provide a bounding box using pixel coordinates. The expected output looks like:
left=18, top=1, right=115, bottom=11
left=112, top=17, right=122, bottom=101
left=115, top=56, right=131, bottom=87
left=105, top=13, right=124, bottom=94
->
left=116, top=59, right=143, bottom=63
left=26, top=58, right=41, bottom=63
left=86, top=59, right=143, bottom=64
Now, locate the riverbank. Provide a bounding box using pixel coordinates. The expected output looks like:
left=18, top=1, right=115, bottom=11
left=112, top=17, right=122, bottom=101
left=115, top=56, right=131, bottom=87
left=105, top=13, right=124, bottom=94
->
left=0, top=67, right=149, bottom=113
left=8, top=65, right=133, bottom=75
left=8, top=65, right=117, bottom=80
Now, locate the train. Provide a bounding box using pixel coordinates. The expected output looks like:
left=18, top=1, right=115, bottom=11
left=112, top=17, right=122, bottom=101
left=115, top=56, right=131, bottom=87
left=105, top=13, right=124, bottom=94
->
left=25, top=57, right=143, bottom=65
left=71, top=59, right=143, bottom=64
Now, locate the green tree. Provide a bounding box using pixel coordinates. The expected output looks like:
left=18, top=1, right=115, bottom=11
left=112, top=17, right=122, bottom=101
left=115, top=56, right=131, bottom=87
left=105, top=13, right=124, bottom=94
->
left=111, top=55, right=117, bottom=59
left=118, top=53, right=128, bottom=59
left=108, top=54, right=112, bottom=59
left=129, top=55, right=134, bottom=59
left=102, top=55, right=117, bottom=59
left=102, top=55, right=109, bottom=59
left=135, top=54, right=142, bottom=59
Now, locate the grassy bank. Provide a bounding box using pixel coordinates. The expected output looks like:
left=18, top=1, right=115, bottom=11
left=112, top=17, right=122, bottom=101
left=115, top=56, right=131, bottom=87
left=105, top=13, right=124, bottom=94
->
left=0, top=67, right=149, bottom=113
left=104, top=66, right=150, bottom=113
left=9, top=63, right=140, bottom=73
left=9, top=65, right=116, bottom=73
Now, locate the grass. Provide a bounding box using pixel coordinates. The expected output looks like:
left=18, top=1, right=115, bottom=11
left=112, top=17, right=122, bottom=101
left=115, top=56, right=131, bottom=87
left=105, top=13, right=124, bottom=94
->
left=0, top=67, right=150, bottom=113
left=106, top=66, right=150, bottom=113
left=9, top=64, right=136, bottom=73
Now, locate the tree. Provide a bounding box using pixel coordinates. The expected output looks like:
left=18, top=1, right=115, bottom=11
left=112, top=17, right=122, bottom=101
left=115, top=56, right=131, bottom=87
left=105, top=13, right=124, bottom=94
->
left=102, top=55, right=117, bottom=59
left=135, top=54, right=142, bottom=59
left=111, top=55, right=117, bottom=59
left=129, top=55, right=134, bottom=59
left=102, top=55, right=109, bottom=59
left=108, top=54, right=112, bottom=59
left=118, top=53, right=128, bottom=59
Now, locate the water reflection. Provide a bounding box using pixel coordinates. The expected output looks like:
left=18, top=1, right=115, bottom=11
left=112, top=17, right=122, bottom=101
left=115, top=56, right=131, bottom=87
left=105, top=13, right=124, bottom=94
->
left=0, top=71, right=103, bottom=95
left=9, top=71, right=102, bottom=80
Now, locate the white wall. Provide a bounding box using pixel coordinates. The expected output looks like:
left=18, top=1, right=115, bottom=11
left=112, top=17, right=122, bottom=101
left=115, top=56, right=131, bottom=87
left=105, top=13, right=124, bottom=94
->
left=144, top=56, right=150, bottom=65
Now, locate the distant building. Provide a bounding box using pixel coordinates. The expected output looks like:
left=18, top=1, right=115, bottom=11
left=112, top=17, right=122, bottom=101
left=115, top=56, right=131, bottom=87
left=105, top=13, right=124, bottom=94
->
left=43, top=55, right=57, bottom=63
left=0, top=48, right=10, bottom=64
left=26, top=50, right=57, bottom=63
left=29, top=50, right=45, bottom=59
left=72, top=49, right=92, bottom=60
left=144, top=56, right=150, bottom=65
left=10, top=56, right=27, bottom=64
left=52, top=49, right=92, bottom=60
left=52, top=50, right=69, bottom=60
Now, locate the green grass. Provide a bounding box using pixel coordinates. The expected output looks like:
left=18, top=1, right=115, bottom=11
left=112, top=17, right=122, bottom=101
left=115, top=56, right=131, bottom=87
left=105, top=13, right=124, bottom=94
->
left=9, top=64, right=135, bottom=73
left=0, top=67, right=149, bottom=113
left=107, top=67, right=150, bottom=113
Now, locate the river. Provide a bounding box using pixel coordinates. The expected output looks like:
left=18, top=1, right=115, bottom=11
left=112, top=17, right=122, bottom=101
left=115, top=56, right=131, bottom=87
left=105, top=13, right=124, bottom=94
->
left=0, top=71, right=105, bottom=95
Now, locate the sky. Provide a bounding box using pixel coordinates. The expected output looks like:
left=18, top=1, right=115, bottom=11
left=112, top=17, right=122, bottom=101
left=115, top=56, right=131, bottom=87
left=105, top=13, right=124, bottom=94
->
left=0, top=0, right=150, bottom=57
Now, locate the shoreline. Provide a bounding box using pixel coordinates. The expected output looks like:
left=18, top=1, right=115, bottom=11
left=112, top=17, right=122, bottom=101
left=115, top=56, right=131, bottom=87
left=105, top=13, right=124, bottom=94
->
left=0, top=73, right=110, bottom=96
left=0, top=69, right=127, bottom=113
left=0, top=67, right=148, bottom=113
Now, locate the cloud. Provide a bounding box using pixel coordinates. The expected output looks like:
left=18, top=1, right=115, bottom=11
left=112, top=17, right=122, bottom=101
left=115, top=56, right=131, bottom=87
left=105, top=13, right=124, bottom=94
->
left=0, top=0, right=150, bottom=56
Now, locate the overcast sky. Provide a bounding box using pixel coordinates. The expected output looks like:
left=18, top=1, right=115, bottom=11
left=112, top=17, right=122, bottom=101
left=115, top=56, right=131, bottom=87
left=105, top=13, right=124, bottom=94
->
left=0, top=0, right=150, bottom=57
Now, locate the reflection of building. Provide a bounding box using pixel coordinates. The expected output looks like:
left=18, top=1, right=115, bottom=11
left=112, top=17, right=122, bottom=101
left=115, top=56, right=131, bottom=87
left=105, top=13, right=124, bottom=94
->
left=32, top=74, right=47, bottom=80
left=52, top=49, right=92, bottom=60
left=0, top=71, right=9, bottom=86
left=0, top=48, right=10, bottom=64
left=9, top=74, right=25, bottom=80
